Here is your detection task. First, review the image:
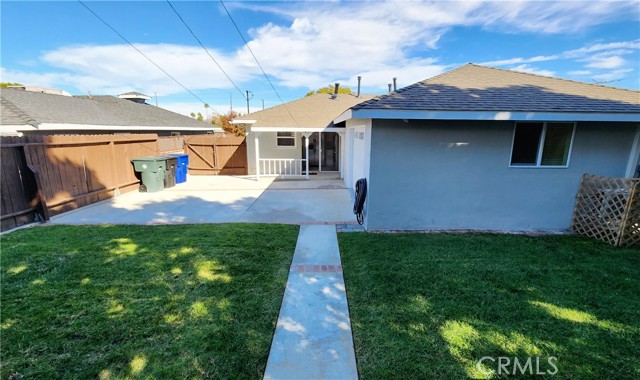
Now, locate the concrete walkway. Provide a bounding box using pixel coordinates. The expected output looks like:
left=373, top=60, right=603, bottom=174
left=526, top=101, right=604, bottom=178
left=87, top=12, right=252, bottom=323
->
left=264, top=225, right=358, bottom=380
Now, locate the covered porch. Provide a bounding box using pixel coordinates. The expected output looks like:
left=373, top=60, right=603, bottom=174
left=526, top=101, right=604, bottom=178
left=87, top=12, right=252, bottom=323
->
left=249, top=127, right=346, bottom=180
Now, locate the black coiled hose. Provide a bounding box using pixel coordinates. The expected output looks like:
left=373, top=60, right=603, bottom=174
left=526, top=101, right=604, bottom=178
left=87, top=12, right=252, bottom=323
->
left=353, top=178, right=367, bottom=225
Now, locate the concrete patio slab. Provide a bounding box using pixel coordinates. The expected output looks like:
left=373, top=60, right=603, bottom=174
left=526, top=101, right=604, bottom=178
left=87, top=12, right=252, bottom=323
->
left=49, top=175, right=357, bottom=225
left=264, top=225, right=358, bottom=380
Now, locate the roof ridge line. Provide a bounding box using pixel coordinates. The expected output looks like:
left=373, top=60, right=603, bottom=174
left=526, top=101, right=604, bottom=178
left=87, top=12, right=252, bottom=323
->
left=467, top=63, right=640, bottom=94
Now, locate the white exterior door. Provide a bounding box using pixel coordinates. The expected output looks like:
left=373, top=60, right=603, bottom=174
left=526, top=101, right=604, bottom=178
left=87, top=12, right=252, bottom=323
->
left=351, top=127, right=365, bottom=190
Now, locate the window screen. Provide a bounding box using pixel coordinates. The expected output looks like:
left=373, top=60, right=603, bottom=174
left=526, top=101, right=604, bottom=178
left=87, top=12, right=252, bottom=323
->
left=541, top=123, right=573, bottom=166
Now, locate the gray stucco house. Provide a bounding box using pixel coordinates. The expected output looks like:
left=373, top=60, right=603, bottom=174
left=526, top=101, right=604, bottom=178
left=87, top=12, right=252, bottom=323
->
left=0, top=87, right=221, bottom=136
left=335, top=64, right=640, bottom=232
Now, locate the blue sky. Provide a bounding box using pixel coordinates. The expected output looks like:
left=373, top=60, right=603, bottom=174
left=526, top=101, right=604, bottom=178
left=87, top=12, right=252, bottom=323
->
left=2, top=1, right=639, bottom=117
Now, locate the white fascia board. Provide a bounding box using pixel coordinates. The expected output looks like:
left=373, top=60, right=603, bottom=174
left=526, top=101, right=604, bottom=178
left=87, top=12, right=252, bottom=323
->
left=36, top=123, right=223, bottom=132
left=250, top=126, right=345, bottom=133
left=231, top=119, right=257, bottom=125
left=334, top=109, right=353, bottom=124
left=343, top=109, right=640, bottom=122
left=1, top=124, right=34, bottom=135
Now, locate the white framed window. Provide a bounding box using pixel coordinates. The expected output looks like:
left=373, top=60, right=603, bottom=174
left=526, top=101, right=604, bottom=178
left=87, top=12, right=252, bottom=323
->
left=276, top=132, right=296, bottom=148
left=510, top=122, right=575, bottom=168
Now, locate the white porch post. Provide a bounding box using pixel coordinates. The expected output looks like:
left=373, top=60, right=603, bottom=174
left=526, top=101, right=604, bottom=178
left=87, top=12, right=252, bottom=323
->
left=318, top=132, right=322, bottom=172
left=302, top=132, right=312, bottom=180
left=337, top=131, right=345, bottom=179
left=254, top=132, right=261, bottom=180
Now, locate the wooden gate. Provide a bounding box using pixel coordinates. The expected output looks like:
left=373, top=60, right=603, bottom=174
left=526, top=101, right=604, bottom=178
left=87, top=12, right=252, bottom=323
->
left=184, top=134, right=247, bottom=175
left=1, top=137, right=42, bottom=230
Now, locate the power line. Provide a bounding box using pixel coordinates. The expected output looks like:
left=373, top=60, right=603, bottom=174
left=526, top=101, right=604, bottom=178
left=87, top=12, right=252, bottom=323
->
left=78, top=0, right=218, bottom=113
left=219, top=1, right=298, bottom=122
left=166, top=0, right=246, bottom=101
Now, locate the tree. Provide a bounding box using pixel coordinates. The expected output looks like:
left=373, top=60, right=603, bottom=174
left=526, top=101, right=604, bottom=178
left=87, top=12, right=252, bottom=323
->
left=305, top=85, right=353, bottom=97
left=0, top=82, right=24, bottom=88
left=196, top=112, right=204, bottom=121
left=212, top=111, right=246, bottom=136
left=190, top=112, right=196, bottom=118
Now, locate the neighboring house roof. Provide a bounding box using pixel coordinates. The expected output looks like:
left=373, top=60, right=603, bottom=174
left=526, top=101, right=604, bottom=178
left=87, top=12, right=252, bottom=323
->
left=234, top=93, right=376, bottom=131
left=118, top=91, right=151, bottom=100
left=0, top=88, right=221, bottom=132
left=336, top=64, right=640, bottom=123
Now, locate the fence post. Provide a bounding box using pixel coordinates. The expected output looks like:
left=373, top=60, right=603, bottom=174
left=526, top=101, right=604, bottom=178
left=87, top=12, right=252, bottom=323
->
left=108, top=139, right=120, bottom=196
left=618, top=182, right=638, bottom=247
left=254, top=133, right=260, bottom=179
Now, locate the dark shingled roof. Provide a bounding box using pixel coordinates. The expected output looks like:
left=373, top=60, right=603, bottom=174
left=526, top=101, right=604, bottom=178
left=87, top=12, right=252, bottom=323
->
left=0, top=88, right=214, bottom=128
left=352, top=64, right=640, bottom=114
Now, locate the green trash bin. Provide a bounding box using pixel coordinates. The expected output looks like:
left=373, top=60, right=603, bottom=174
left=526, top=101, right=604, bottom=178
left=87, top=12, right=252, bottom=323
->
left=131, top=157, right=166, bottom=193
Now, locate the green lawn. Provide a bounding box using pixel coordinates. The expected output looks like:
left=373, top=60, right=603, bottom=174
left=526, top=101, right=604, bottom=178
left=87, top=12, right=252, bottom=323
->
left=1, top=224, right=298, bottom=379
left=339, top=233, right=640, bottom=379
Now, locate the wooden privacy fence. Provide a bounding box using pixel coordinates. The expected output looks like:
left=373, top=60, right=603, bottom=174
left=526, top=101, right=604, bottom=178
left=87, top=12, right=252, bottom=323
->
left=184, top=134, right=247, bottom=175
left=1, top=133, right=248, bottom=231
left=0, top=134, right=161, bottom=230
left=572, top=174, right=640, bottom=247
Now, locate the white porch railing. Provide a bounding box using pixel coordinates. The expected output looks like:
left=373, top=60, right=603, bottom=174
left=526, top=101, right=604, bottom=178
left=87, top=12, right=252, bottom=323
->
left=259, top=158, right=308, bottom=177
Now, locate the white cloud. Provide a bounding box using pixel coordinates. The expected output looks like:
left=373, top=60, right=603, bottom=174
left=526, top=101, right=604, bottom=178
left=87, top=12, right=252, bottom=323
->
left=479, top=39, right=638, bottom=84
left=481, top=55, right=558, bottom=66
left=563, top=40, right=640, bottom=57
left=591, top=68, right=634, bottom=82
left=2, top=0, right=637, bottom=99
left=509, top=64, right=556, bottom=77
left=158, top=101, right=261, bottom=117
left=585, top=55, right=627, bottom=69
left=568, top=70, right=592, bottom=76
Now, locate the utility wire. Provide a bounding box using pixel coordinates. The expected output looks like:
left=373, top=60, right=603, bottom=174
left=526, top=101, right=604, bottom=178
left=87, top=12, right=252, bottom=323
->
left=78, top=0, right=218, bottom=113
left=219, top=1, right=298, bottom=123
left=167, top=0, right=246, bottom=101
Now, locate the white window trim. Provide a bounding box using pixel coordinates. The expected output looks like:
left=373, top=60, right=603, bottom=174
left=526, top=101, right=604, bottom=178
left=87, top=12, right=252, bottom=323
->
left=509, top=121, right=576, bottom=169
left=275, top=131, right=297, bottom=149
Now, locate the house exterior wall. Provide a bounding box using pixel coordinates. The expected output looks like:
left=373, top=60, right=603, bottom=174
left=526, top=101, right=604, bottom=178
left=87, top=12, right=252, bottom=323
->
left=366, top=119, right=636, bottom=231
left=247, top=131, right=303, bottom=175
left=344, top=119, right=372, bottom=192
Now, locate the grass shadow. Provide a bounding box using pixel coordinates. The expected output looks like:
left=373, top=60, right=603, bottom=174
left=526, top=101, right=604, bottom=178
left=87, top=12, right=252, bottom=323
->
left=339, top=233, right=640, bottom=379
left=1, top=223, right=298, bottom=379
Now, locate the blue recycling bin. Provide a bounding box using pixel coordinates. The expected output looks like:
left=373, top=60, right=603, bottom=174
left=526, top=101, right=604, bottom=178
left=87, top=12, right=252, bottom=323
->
left=166, top=153, right=189, bottom=184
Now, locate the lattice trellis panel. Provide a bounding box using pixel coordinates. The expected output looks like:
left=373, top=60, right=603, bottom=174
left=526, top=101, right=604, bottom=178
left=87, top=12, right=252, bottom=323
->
left=157, top=136, right=185, bottom=153
left=572, top=174, right=640, bottom=247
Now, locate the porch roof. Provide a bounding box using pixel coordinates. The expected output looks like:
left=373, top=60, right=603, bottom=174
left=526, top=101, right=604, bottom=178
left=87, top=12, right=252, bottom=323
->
left=232, top=93, right=375, bottom=130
